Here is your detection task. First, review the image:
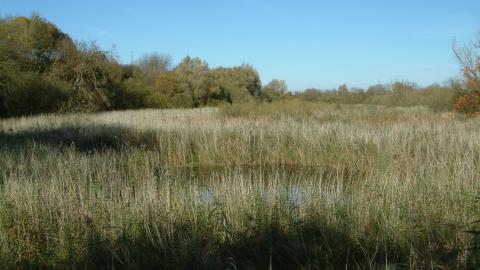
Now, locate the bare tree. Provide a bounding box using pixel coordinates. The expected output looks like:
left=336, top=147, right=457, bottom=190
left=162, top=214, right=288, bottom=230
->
left=262, top=79, right=288, bottom=101
left=453, top=36, right=480, bottom=90
left=136, top=52, right=173, bottom=81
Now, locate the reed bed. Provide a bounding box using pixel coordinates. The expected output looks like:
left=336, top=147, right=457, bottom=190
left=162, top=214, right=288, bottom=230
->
left=0, top=103, right=479, bottom=269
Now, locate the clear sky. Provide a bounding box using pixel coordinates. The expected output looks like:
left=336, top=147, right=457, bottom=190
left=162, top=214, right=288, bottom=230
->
left=2, top=0, right=479, bottom=90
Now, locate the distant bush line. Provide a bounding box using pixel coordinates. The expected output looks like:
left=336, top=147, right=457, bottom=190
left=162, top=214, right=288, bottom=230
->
left=1, top=13, right=479, bottom=117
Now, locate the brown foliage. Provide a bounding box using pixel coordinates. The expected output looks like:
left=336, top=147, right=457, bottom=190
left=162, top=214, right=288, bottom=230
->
left=454, top=91, right=480, bottom=116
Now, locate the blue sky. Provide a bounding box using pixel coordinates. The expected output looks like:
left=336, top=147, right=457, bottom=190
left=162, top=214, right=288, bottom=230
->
left=2, top=0, right=479, bottom=90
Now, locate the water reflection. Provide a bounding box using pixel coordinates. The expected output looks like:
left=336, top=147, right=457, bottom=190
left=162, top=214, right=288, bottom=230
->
left=157, top=164, right=337, bottom=206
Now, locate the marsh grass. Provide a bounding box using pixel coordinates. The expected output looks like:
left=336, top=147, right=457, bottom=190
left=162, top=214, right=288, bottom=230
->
left=0, top=102, right=479, bottom=269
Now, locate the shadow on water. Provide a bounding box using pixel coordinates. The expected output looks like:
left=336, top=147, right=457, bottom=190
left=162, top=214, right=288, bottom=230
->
left=0, top=124, right=159, bottom=152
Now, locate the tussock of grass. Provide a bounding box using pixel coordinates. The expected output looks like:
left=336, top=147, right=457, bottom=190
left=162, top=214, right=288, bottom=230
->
left=0, top=103, right=479, bottom=269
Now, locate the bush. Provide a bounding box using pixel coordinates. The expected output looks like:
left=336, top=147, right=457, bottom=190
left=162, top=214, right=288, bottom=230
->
left=0, top=70, right=68, bottom=116
left=454, top=91, right=480, bottom=116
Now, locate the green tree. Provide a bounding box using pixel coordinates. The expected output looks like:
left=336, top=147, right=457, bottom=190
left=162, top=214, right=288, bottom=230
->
left=175, top=56, right=209, bottom=107
left=149, top=71, right=187, bottom=108
left=199, top=71, right=232, bottom=105
left=0, top=14, right=71, bottom=116
left=206, top=65, right=262, bottom=104
left=0, top=13, right=70, bottom=73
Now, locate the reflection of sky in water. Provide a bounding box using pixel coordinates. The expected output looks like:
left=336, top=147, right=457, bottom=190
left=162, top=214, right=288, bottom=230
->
left=193, top=185, right=307, bottom=207
left=164, top=164, right=347, bottom=207
left=195, top=188, right=213, bottom=205
left=287, top=186, right=303, bottom=206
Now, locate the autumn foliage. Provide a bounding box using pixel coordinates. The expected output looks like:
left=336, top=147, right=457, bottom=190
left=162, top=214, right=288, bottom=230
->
left=454, top=91, right=480, bottom=116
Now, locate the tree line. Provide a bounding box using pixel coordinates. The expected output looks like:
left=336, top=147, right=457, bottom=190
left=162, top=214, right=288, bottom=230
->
left=0, top=14, right=478, bottom=117
left=0, top=14, right=270, bottom=117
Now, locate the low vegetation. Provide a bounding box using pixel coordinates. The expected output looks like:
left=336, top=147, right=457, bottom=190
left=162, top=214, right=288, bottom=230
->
left=0, top=103, right=479, bottom=269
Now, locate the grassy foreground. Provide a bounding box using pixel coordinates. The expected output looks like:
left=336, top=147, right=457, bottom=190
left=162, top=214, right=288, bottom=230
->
left=0, top=102, right=479, bottom=269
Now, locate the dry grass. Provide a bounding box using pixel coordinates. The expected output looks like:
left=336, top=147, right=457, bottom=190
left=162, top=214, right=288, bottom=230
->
left=0, top=102, right=479, bottom=269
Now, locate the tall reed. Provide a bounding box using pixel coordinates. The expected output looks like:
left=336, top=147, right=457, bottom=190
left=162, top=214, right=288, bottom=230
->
left=0, top=103, right=479, bottom=269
